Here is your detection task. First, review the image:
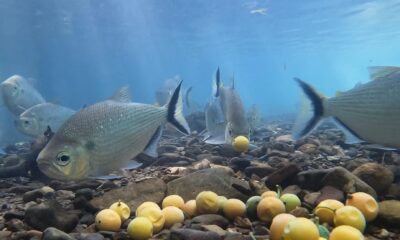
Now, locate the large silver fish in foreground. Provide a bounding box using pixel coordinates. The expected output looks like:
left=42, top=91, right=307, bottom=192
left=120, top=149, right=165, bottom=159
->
left=15, top=103, right=76, bottom=138
left=37, top=83, right=190, bottom=180
left=293, top=66, right=400, bottom=148
left=204, top=68, right=250, bottom=144
left=0, top=75, right=45, bottom=116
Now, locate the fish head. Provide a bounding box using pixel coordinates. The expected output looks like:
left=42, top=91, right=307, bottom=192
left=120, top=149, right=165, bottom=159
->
left=36, top=137, right=91, bottom=180
left=15, top=116, right=40, bottom=137
left=1, top=78, right=22, bottom=101
left=225, top=121, right=250, bottom=145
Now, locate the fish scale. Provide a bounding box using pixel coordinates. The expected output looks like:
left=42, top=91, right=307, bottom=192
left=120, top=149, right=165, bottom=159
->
left=294, top=67, right=400, bottom=148
left=37, top=81, right=189, bottom=180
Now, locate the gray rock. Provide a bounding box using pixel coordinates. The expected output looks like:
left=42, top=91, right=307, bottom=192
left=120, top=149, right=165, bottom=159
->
left=190, top=214, right=229, bottom=229
left=23, top=189, right=44, bottom=203
left=91, top=178, right=166, bottom=210
left=169, top=229, right=220, bottom=240
left=294, top=169, right=332, bottom=190
left=352, top=163, right=394, bottom=194
left=322, top=167, right=377, bottom=198
left=167, top=168, right=250, bottom=201
left=25, top=200, right=79, bottom=232
left=42, top=227, right=75, bottom=240
left=378, top=200, right=400, bottom=228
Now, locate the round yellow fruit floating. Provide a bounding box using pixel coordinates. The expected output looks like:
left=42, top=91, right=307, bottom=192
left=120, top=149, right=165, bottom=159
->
left=261, top=191, right=278, bottom=199
left=162, top=195, right=185, bottom=210
left=346, top=192, right=379, bottom=222
left=222, top=199, right=246, bottom=220
left=162, top=206, right=185, bottom=228
left=334, top=206, right=366, bottom=232
left=232, top=136, right=250, bottom=152
left=196, top=191, right=220, bottom=214
left=183, top=200, right=197, bottom=217
left=257, top=197, right=286, bottom=223
left=127, top=217, right=153, bottom=240
left=329, top=225, right=364, bottom=240
left=109, top=201, right=131, bottom=222
left=136, top=202, right=160, bottom=216
left=269, top=213, right=296, bottom=240
left=95, top=209, right=122, bottom=232
left=136, top=206, right=165, bottom=233
left=314, top=199, right=344, bottom=225
left=282, top=217, right=320, bottom=240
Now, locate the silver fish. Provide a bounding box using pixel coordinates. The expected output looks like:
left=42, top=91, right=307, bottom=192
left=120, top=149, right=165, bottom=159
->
left=205, top=68, right=250, bottom=144
left=247, top=104, right=262, bottom=133
left=155, top=75, right=192, bottom=109
left=293, top=66, right=400, bottom=148
left=203, top=98, right=226, bottom=144
left=0, top=75, right=45, bottom=116
left=15, top=103, right=76, bottom=138
left=37, top=83, right=190, bottom=180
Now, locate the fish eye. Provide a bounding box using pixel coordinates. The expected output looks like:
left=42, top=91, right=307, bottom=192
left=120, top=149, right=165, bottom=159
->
left=24, top=120, right=29, bottom=125
left=56, top=152, right=71, bottom=166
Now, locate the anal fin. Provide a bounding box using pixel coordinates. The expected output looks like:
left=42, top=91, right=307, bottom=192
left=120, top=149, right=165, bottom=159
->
left=142, top=126, right=163, bottom=158
left=331, top=117, right=365, bottom=144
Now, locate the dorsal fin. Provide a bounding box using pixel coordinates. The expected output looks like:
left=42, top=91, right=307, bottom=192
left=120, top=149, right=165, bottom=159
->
left=213, top=67, right=221, bottom=98
left=109, top=85, right=131, bottom=102
left=368, top=66, right=400, bottom=80
left=231, top=73, right=235, bottom=90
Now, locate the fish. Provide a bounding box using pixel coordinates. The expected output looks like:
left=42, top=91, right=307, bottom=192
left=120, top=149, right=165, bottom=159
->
left=15, top=103, right=76, bottom=138
left=293, top=66, right=400, bottom=149
left=203, top=98, right=226, bottom=144
left=205, top=68, right=250, bottom=145
left=155, top=75, right=192, bottom=109
left=247, top=104, right=262, bottom=133
left=36, top=83, right=190, bottom=180
left=0, top=75, right=45, bottom=116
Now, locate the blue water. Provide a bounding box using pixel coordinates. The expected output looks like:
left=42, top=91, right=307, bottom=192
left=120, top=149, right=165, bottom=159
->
left=1, top=0, right=400, bottom=144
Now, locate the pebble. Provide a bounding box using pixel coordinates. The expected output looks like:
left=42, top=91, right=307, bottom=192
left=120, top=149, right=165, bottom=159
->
left=352, top=163, right=394, bottom=194
left=42, top=227, right=75, bottom=240
left=378, top=200, right=400, bottom=228
left=170, top=228, right=220, bottom=240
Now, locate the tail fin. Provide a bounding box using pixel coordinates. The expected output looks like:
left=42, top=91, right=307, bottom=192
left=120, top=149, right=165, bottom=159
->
left=292, top=78, right=325, bottom=139
left=167, top=81, right=191, bottom=135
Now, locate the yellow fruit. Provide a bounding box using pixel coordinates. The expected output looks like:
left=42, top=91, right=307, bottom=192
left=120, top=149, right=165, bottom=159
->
left=95, top=209, right=122, bottom=231
left=162, top=206, right=185, bottom=228
left=257, top=197, right=286, bottom=223
left=109, top=201, right=131, bottom=222
left=346, top=192, right=379, bottom=222
left=314, top=199, right=344, bottom=225
left=232, top=136, right=250, bottom=152
left=269, top=213, right=296, bottom=240
left=334, top=206, right=366, bottom=232
left=162, top=195, right=185, bottom=209
left=137, top=206, right=165, bottom=233
left=196, top=191, right=219, bottom=214
left=222, top=199, right=246, bottom=220
left=136, top=202, right=160, bottom=216
left=319, top=238, right=327, bottom=240
left=127, top=217, right=153, bottom=240
left=261, top=191, right=278, bottom=199
left=329, top=225, right=364, bottom=240
left=282, top=217, right=320, bottom=240
left=183, top=200, right=197, bottom=217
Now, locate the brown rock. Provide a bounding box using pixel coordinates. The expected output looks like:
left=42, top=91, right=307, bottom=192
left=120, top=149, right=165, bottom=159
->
left=167, top=168, right=250, bottom=201
left=352, top=163, right=394, bottom=194
left=378, top=200, right=400, bottom=228
left=91, top=178, right=166, bottom=209
left=316, top=185, right=345, bottom=204
left=322, top=167, right=377, bottom=198
left=265, top=163, right=300, bottom=190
